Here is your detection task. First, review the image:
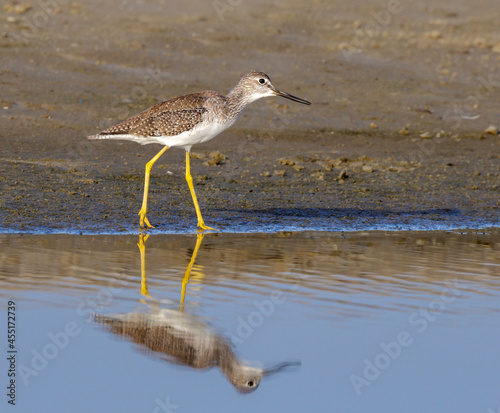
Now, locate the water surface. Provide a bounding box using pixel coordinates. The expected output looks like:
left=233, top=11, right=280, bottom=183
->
left=1, top=229, right=500, bottom=412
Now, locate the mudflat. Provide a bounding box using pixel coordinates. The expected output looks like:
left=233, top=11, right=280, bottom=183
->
left=1, top=0, right=499, bottom=232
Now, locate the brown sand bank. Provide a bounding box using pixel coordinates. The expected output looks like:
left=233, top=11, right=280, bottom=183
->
left=0, top=0, right=499, bottom=232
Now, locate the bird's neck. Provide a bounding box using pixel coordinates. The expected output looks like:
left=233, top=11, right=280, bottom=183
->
left=226, top=84, right=254, bottom=117
left=217, top=338, right=237, bottom=373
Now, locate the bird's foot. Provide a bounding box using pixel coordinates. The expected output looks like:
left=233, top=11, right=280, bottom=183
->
left=197, top=222, right=217, bottom=232
left=138, top=209, right=154, bottom=229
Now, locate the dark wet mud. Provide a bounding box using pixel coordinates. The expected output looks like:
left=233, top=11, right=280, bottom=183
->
left=0, top=132, right=499, bottom=233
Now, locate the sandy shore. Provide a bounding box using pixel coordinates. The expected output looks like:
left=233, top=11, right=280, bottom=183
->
left=0, top=0, right=498, bottom=232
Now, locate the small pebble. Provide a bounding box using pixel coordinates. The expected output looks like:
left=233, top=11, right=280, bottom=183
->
left=197, top=174, right=208, bottom=183
left=484, top=125, right=498, bottom=135
left=278, top=158, right=295, bottom=166
left=203, top=151, right=225, bottom=166
left=337, top=168, right=348, bottom=180
left=425, top=30, right=442, bottom=40
left=316, top=161, right=332, bottom=171
left=190, top=152, right=205, bottom=160
left=4, top=4, right=32, bottom=14
left=311, top=172, right=325, bottom=181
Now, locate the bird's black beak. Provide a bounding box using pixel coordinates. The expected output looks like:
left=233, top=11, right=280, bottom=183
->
left=263, top=361, right=302, bottom=377
left=273, top=88, right=311, bottom=105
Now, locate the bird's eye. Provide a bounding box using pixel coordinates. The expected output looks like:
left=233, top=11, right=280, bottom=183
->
left=247, top=380, right=254, bottom=387
left=258, top=78, right=266, bottom=85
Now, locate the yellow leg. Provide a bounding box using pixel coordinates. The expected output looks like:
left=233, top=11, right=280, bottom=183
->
left=180, top=232, right=205, bottom=312
left=138, top=146, right=169, bottom=228
left=185, top=151, right=217, bottom=231
left=137, top=234, right=153, bottom=300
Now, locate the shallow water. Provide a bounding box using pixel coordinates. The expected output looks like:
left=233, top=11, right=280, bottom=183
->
left=1, top=229, right=500, bottom=412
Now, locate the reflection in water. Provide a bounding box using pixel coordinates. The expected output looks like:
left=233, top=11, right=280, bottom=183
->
left=1, top=231, right=499, bottom=319
left=2, top=230, right=500, bottom=411
left=96, top=233, right=299, bottom=393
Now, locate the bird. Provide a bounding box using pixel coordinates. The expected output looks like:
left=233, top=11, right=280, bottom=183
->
left=94, top=232, right=300, bottom=393
left=88, top=71, right=311, bottom=230
left=95, top=309, right=300, bottom=393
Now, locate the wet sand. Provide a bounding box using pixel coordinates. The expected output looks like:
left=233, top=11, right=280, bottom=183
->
left=1, top=0, right=499, bottom=232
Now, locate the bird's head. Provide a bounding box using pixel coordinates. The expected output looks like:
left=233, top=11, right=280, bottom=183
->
left=237, top=71, right=311, bottom=105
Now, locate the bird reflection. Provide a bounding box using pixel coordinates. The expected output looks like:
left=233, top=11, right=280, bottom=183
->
left=95, top=233, right=299, bottom=393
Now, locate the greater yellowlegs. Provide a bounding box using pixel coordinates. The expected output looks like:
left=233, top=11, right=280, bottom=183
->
left=95, top=309, right=299, bottom=393
left=88, top=71, right=311, bottom=230
left=95, top=232, right=300, bottom=393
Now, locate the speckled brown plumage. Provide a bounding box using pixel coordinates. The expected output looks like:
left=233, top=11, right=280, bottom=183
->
left=94, top=311, right=267, bottom=392
left=94, top=310, right=300, bottom=392
left=90, top=93, right=216, bottom=138
left=88, top=71, right=310, bottom=145
left=95, top=313, right=224, bottom=369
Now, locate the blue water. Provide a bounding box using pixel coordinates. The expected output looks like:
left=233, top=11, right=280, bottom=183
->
left=1, top=230, right=500, bottom=412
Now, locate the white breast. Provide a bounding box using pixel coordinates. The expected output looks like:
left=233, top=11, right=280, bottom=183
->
left=156, top=120, right=231, bottom=151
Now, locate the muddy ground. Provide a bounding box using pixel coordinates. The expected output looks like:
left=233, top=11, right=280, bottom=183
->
left=0, top=0, right=499, bottom=232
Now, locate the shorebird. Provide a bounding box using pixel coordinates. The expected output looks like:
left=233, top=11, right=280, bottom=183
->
left=95, top=232, right=300, bottom=393
left=95, top=309, right=299, bottom=393
left=88, top=71, right=310, bottom=230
